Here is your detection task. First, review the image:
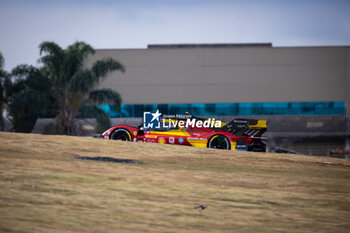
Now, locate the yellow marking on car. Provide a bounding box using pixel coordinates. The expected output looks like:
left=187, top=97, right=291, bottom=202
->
left=149, top=128, right=190, bottom=137
left=218, top=121, right=227, bottom=127
left=231, top=141, right=236, bottom=150
left=187, top=139, right=208, bottom=148
left=125, top=130, right=132, bottom=140
left=248, top=120, right=267, bottom=129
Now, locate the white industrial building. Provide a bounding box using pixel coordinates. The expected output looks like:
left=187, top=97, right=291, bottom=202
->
left=82, top=44, right=350, bottom=157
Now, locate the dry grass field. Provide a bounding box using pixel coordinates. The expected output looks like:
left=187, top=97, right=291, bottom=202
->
left=0, top=132, right=349, bottom=233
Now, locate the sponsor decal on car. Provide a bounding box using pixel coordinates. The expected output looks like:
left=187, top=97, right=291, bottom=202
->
left=187, top=137, right=207, bottom=140
left=178, top=137, right=184, bottom=143
left=158, top=137, right=165, bottom=144
left=169, top=137, right=175, bottom=144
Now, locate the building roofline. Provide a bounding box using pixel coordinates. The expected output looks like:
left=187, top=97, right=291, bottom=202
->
left=94, top=44, right=350, bottom=51
left=147, top=43, right=273, bottom=48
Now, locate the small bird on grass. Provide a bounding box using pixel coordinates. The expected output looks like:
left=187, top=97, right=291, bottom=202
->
left=194, top=205, right=207, bottom=214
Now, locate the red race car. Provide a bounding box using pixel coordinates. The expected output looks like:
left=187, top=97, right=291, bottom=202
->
left=101, top=116, right=267, bottom=151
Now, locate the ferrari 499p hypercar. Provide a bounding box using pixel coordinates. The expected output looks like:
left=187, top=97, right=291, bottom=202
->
left=101, top=117, right=267, bottom=152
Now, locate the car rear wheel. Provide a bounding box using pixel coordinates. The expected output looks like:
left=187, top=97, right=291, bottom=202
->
left=207, top=135, right=231, bottom=150
left=111, top=129, right=132, bottom=141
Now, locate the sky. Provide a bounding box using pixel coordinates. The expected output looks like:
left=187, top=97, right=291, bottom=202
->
left=0, top=0, right=349, bottom=70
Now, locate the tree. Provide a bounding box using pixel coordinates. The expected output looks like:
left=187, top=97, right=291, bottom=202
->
left=0, top=52, right=9, bottom=131
left=7, top=65, right=56, bottom=132
left=38, top=41, right=124, bottom=135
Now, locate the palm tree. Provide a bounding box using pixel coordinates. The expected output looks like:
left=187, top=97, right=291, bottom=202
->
left=0, top=52, right=9, bottom=131
left=37, top=41, right=125, bottom=135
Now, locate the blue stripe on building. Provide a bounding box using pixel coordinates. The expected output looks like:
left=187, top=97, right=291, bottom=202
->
left=98, top=101, right=346, bottom=118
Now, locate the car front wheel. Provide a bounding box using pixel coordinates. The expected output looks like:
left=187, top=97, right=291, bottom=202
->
left=207, top=135, right=231, bottom=150
left=110, top=129, right=132, bottom=141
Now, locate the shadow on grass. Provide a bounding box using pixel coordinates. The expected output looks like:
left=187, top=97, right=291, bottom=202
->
left=74, top=156, right=145, bottom=164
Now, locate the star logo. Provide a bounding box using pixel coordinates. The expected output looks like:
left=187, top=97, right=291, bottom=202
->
left=150, top=109, right=162, bottom=122
left=143, top=109, right=162, bottom=129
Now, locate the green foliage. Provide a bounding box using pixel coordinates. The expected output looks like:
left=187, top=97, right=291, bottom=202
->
left=7, top=65, right=56, bottom=132
left=1, top=42, right=124, bottom=134
left=0, top=52, right=9, bottom=131
left=92, top=58, right=125, bottom=81
left=37, top=41, right=125, bottom=135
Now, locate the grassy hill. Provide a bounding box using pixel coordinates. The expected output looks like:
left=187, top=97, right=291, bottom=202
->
left=0, top=132, right=349, bottom=233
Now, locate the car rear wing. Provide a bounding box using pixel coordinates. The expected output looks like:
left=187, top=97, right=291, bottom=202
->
left=221, top=118, right=267, bottom=137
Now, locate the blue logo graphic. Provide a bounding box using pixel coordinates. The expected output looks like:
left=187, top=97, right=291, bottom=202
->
left=178, top=137, right=184, bottom=143
left=143, top=109, right=162, bottom=129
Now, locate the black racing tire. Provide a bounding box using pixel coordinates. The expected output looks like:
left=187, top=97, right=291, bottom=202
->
left=110, top=128, right=132, bottom=141
left=207, top=135, right=231, bottom=150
